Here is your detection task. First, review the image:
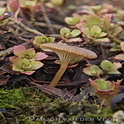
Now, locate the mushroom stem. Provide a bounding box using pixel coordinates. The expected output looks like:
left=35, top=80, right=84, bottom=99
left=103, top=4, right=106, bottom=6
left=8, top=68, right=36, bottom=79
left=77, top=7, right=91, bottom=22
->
left=50, top=61, right=69, bottom=88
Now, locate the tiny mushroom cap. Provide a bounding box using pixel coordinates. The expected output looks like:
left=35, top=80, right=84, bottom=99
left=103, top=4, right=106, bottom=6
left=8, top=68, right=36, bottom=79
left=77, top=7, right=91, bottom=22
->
left=40, top=43, right=97, bottom=87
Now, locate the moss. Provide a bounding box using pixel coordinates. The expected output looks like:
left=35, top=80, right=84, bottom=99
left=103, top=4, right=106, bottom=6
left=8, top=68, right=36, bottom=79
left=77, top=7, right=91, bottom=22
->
left=0, top=87, right=113, bottom=124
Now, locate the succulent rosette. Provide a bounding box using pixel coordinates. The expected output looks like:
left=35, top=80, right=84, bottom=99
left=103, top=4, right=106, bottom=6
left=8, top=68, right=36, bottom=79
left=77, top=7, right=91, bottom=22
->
left=10, top=45, right=48, bottom=75
left=13, top=45, right=48, bottom=61
left=33, top=36, right=55, bottom=46
left=10, top=57, right=43, bottom=75
left=89, top=78, right=122, bottom=106
left=82, top=25, right=109, bottom=42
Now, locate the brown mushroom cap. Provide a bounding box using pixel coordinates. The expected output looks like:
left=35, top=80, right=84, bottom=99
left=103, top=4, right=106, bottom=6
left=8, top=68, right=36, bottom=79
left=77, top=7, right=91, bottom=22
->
left=40, top=43, right=97, bottom=59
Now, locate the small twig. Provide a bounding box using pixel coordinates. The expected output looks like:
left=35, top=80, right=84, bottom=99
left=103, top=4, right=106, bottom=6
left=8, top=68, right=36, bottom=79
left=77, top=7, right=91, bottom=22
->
left=45, top=34, right=61, bottom=38
left=34, top=22, right=63, bottom=30
left=100, top=43, right=106, bottom=59
left=0, top=42, right=30, bottom=57
left=10, top=18, right=44, bottom=36
left=41, top=3, right=55, bottom=33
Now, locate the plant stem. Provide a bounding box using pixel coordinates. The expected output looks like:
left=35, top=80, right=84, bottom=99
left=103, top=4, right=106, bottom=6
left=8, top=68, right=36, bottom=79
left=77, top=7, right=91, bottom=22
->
left=10, top=18, right=44, bottom=36
left=41, top=3, right=55, bottom=33
left=50, top=61, right=68, bottom=88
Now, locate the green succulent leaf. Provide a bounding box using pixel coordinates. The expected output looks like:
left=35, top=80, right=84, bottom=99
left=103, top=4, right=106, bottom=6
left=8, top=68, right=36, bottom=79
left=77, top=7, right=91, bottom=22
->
left=65, top=17, right=80, bottom=26
left=120, top=42, right=124, bottom=51
left=30, top=61, right=43, bottom=70
left=70, top=29, right=81, bottom=38
left=100, top=60, right=114, bottom=72
left=19, top=59, right=32, bottom=70
left=96, top=79, right=109, bottom=90
left=11, top=57, right=43, bottom=75
left=95, top=38, right=110, bottom=42
left=102, top=15, right=111, bottom=32
left=83, top=65, right=103, bottom=77
left=110, top=44, right=121, bottom=52
left=107, top=70, right=121, bottom=74
left=90, top=25, right=102, bottom=35
left=0, top=7, right=6, bottom=16
left=83, top=27, right=91, bottom=38
left=21, top=48, right=36, bottom=60
left=48, top=37, right=55, bottom=43
left=50, top=0, right=64, bottom=6
left=85, top=14, right=102, bottom=28
left=33, top=36, right=55, bottom=45
left=83, top=25, right=108, bottom=42
left=110, top=25, right=122, bottom=37
left=60, top=27, right=71, bottom=38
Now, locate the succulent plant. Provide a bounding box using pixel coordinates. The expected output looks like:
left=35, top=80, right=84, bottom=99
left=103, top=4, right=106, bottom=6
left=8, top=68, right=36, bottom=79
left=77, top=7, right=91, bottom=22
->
left=45, top=0, right=64, bottom=9
left=10, top=57, right=43, bottom=75
left=10, top=45, right=48, bottom=75
left=100, top=60, right=121, bottom=74
left=65, top=16, right=80, bottom=26
left=0, top=7, right=6, bottom=16
left=82, top=25, right=109, bottom=42
left=83, top=60, right=121, bottom=76
left=114, top=42, right=124, bottom=60
left=13, top=45, right=48, bottom=61
left=50, top=0, right=64, bottom=6
left=33, top=36, right=55, bottom=46
left=60, top=27, right=81, bottom=39
left=89, top=78, right=122, bottom=106
left=83, top=65, right=103, bottom=77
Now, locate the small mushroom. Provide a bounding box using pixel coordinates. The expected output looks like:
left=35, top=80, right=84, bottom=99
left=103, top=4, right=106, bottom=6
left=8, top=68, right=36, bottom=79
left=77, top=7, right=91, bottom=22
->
left=40, top=43, right=97, bottom=87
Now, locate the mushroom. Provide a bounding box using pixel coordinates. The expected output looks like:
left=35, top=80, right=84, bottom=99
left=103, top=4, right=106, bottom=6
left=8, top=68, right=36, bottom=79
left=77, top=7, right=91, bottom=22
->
left=40, top=43, right=97, bottom=87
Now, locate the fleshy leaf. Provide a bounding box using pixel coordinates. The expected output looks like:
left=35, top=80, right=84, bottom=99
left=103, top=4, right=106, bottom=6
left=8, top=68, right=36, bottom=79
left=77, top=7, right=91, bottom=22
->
left=8, top=0, right=20, bottom=12
left=21, top=71, right=35, bottom=75
left=13, top=46, right=26, bottom=56
left=21, top=48, right=36, bottom=60
left=113, top=62, right=122, bottom=70
left=65, top=17, right=79, bottom=26
left=10, top=57, right=43, bottom=75
left=48, top=37, right=55, bottom=43
left=88, top=78, right=99, bottom=89
left=96, top=79, right=109, bottom=90
left=33, top=36, right=48, bottom=45
left=95, top=38, right=110, bottom=42
left=114, top=54, right=124, bottom=60
left=50, top=0, right=64, bottom=6
left=83, top=65, right=103, bottom=77
left=33, top=36, right=55, bottom=46
left=98, top=32, right=107, bottom=37
left=100, top=60, right=114, bottom=71
left=35, top=52, right=48, bottom=60
left=66, top=37, right=82, bottom=43
left=60, top=27, right=71, bottom=38
left=90, top=25, right=101, bottom=35
left=12, top=64, right=24, bottom=72
left=102, top=14, right=111, bottom=32
left=120, top=42, right=124, bottom=51
left=70, top=29, right=81, bottom=38
left=30, top=61, right=43, bottom=70
left=107, top=70, right=121, bottom=74
left=0, top=7, right=6, bottom=16
left=83, top=27, right=91, bottom=38
left=85, top=14, right=102, bottom=28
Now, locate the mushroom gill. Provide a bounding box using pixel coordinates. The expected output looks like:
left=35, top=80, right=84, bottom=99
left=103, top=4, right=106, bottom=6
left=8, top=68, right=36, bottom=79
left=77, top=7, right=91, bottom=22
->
left=40, top=43, right=97, bottom=87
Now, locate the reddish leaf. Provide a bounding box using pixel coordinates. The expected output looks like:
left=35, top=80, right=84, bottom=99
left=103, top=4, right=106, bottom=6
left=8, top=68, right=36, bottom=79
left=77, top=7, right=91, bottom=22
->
left=8, top=0, right=20, bottom=12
